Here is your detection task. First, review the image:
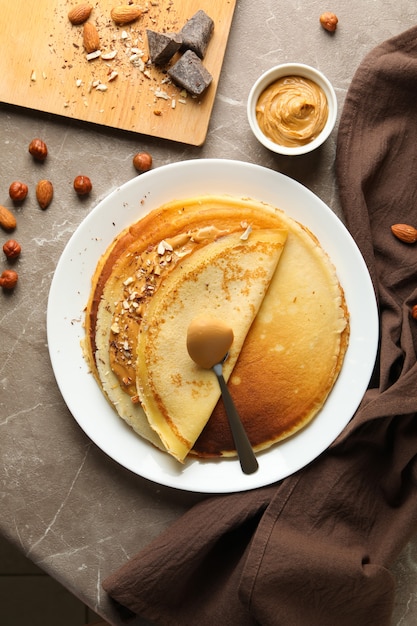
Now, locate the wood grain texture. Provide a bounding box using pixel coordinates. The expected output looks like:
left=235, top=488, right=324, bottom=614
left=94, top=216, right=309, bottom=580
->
left=0, top=0, right=236, bottom=145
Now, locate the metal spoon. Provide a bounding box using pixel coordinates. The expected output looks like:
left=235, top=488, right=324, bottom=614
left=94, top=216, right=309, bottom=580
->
left=186, top=315, right=258, bottom=475
left=212, top=355, right=259, bottom=475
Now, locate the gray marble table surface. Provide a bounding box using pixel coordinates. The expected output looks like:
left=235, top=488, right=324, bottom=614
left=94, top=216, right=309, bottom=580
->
left=1, top=1, right=417, bottom=624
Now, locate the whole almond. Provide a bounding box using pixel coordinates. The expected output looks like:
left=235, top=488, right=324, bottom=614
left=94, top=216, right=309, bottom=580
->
left=36, top=180, right=54, bottom=209
left=0, top=205, right=17, bottom=231
left=391, top=223, right=417, bottom=244
left=83, top=22, right=100, bottom=53
left=68, top=3, right=93, bottom=25
left=110, top=5, right=142, bottom=25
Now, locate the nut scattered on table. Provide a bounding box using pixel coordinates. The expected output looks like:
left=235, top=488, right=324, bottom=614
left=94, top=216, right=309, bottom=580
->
left=83, top=22, right=100, bottom=53
left=0, top=269, right=18, bottom=290
left=132, top=151, right=153, bottom=173
left=36, top=180, right=54, bottom=209
left=319, top=12, right=338, bottom=32
left=73, top=175, right=92, bottom=195
left=110, top=4, right=142, bottom=25
left=391, top=223, right=417, bottom=243
left=68, top=3, right=93, bottom=25
left=3, top=239, right=21, bottom=259
left=9, top=181, right=28, bottom=202
left=411, top=304, right=417, bottom=320
left=0, top=205, right=17, bottom=231
left=29, top=138, right=48, bottom=161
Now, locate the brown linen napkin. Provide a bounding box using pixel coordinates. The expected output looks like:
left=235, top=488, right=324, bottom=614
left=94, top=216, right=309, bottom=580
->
left=103, top=26, right=417, bottom=626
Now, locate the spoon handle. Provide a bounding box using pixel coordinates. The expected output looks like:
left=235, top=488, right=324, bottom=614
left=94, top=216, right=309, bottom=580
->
left=213, top=365, right=258, bottom=475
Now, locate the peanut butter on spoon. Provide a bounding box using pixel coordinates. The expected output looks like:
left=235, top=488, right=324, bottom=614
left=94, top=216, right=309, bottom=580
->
left=186, top=314, right=234, bottom=370
left=186, top=314, right=258, bottom=475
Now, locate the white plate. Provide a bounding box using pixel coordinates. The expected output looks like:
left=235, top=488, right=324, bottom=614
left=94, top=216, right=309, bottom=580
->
left=47, top=159, right=378, bottom=494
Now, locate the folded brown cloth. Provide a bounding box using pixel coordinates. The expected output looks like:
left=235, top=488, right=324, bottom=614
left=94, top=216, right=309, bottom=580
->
left=103, top=26, right=417, bottom=626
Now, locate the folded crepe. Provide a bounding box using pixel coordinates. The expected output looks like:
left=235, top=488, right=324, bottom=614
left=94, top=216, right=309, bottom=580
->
left=136, top=229, right=288, bottom=461
left=103, top=25, right=417, bottom=626
left=85, top=196, right=289, bottom=452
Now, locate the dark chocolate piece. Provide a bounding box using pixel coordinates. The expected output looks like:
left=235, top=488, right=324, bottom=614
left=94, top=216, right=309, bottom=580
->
left=168, top=50, right=213, bottom=96
left=146, top=29, right=182, bottom=66
left=179, top=9, right=214, bottom=59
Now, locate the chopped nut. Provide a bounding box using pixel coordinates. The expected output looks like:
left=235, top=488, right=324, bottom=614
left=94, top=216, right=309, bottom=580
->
left=157, top=240, right=173, bottom=255
left=86, top=50, right=102, bottom=61
left=240, top=224, right=252, bottom=241
left=102, top=50, right=118, bottom=60
left=154, top=88, right=170, bottom=100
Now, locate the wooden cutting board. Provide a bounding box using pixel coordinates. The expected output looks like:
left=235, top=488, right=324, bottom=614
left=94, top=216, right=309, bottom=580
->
left=0, top=0, right=236, bottom=145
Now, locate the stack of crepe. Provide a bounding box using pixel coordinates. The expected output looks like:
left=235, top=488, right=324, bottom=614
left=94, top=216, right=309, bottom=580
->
left=84, top=194, right=349, bottom=463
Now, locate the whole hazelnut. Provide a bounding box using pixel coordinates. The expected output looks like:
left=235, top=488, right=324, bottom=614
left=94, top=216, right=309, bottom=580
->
left=3, top=239, right=22, bottom=259
left=73, top=175, right=92, bottom=195
left=9, top=181, right=29, bottom=202
left=133, top=151, right=153, bottom=173
left=29, top=138, right=48, bottom=161
left=411, top=304, right=417, bottom=320
left=319, top=12, right=338, bottom=32
left=0, top=269, right=18, bottom=289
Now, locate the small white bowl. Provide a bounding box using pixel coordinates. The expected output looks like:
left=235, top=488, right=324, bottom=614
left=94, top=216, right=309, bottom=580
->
left=247, top=63, right=337, bottom=156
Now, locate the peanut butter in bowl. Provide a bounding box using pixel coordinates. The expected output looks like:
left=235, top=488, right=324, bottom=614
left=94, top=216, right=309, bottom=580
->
left=247, top=63, right=337, bottom=156
left=256, top=75, right=328, bottom=147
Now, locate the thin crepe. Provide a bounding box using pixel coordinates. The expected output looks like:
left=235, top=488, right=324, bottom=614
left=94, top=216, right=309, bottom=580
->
left=136, top=229, right=288, bottom=462
left=87, top=196, right=290, bottom=452
left=193, top=213, right=348, bottom=456
left=87, top=194, right=347, bottom=461
left=103, top=25, right=417, bottom=626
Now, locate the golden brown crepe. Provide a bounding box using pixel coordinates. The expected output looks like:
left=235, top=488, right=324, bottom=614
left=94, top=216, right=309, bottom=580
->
left=136, top=229, right=288, bottom=462
left=193, top=214, right=349, bottom=456
left=84, top=194, right=349, bottom=462
left=85, top=196, right=290, bottom=452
